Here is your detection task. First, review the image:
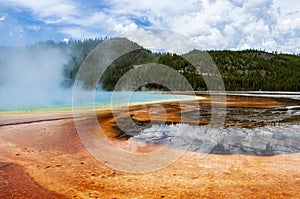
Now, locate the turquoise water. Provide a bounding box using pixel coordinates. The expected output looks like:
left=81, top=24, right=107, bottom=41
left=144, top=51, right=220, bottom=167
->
left=0, top=91, right=195, bottom=112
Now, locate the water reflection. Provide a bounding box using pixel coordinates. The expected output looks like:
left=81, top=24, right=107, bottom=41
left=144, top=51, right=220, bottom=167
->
left=129, top=123, right=300, bottom=155
left=116, top=94, right=300, bottom=156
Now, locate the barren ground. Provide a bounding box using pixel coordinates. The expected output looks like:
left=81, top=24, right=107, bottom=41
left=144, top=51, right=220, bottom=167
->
left=0, top=95, right=299, bottom=198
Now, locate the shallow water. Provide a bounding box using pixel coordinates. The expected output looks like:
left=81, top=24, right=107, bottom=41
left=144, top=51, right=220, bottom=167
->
left=129, top=123, right=300, bottom=155
left=124, top=92, right=300, bottom=155
left=0, top=91, right=196, bottom=112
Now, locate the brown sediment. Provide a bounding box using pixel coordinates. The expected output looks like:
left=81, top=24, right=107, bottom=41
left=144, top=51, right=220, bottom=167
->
left=0, top=162, right=67, bottom=199
left=196, top=94, right=284, bottom=108
left=0, top=95, right=299, bottom=198
left=222, top=95, right=283, bottom=108
left=108, top=95, right=285, bottom=131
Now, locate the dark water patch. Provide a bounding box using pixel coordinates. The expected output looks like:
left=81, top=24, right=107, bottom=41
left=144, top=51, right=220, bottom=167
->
left=126, top=123, right=300, bottom=156
left=111, top=93, right=300, bottom=155
left=179, top=104, right=300, bottom=128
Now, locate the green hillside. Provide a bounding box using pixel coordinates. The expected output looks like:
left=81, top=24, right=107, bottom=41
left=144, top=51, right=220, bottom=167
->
left=99, top=47, right=300, bottom=91
left=1, top=39, right=299, bottom=91
left=208, top=50, right=300, bottom=91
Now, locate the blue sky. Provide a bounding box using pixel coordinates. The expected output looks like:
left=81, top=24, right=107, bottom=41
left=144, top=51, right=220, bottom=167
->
left=0, top=0, right=299, bottom=54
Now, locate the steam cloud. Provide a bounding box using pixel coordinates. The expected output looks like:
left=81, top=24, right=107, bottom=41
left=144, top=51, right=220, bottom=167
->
left=0, top=46, right=73, bottom=111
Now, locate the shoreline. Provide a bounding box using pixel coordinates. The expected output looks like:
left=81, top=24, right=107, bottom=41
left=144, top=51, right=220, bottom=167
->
left=3, top=89, right=298, bottom=116
left=0, top=91, right=284, bottom=116
left=0, top=93, right=204, bottom=116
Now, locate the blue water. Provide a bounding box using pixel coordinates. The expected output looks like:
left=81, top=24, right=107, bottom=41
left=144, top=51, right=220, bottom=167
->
left=0, top=91, right=195, bottom=112
left=105, top=91, right=193, bottom=106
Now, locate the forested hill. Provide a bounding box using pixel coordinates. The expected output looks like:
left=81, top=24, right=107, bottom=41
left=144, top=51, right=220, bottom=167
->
left=102, top=48, right=300, bottom=91
left=208, top=50, right=300, bottom=91
left=1, top=38, right=299, bottom=91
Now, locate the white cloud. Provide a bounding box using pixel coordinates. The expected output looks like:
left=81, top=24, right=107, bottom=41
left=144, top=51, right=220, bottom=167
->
left=0, top=0, right=108, bottom=27
left=0, top=15, right=5, bottom=21
left=0, top=0, right=299, bottom=53
left=121, top=28, right=199, bottom=54
left=75, top=12, right=107, bottom=27
left=0, top=0, right=77, bottom=22
left=112, top=22, right=138, bottom=33
left=60, top=27, right=102, bottom=39
left=63, top=37, right=69, bottom=43
left=106, top=0, right=300, bottom=53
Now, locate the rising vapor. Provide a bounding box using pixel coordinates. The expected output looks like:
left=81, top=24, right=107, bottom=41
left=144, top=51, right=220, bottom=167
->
left=0, top=45, right=73, bottom=111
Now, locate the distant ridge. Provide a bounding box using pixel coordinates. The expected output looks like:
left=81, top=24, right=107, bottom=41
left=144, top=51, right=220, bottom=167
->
left=1, top=39, right=299, bottom=91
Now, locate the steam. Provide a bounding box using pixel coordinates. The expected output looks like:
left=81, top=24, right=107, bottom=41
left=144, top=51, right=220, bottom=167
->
left=0, top=46, right=73, bottom=111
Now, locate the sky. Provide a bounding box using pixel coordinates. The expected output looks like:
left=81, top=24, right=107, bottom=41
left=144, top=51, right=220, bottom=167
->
left=0, top=0, right=299, bottom=54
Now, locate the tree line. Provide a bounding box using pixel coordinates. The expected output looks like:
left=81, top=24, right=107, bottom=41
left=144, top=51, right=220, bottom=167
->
left=1, top=38, right=299, bottom=91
